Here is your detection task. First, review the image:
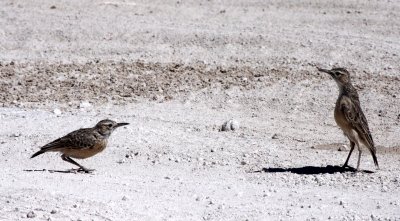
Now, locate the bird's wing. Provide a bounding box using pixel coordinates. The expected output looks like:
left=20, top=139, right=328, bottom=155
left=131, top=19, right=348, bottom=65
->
left=341, top=100, right=375, bottom=153
left=40, top=128, right=97, bottom=151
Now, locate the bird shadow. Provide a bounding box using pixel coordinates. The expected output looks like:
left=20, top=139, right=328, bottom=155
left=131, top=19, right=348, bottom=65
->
left=253, top=165, right=374, bottom=175
left=23, top=169, right=93, bottom=174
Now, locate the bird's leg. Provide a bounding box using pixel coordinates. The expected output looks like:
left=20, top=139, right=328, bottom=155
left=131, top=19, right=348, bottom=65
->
left=343, top=141, right=355, bottom=168
left=61, top=154, right=94, bottom=173
left=356, top=148, right=362, bottom=171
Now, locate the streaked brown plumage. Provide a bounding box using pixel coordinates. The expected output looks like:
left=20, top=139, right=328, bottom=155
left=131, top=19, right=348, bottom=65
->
left=31, top=119, right=129, bottom=173
left=318, top=67, right=379, bottom=170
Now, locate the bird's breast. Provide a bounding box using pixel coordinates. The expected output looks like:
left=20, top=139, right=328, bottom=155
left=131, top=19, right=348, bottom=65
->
left=63, top=139, right=108, bottom=159
left=334, top=100, right=352, bottom=136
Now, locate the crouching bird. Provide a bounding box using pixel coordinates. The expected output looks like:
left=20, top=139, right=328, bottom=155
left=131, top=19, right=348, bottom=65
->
left=31, top=119, right=129, bottom=173
left=317, top=67, right=379, bottom=171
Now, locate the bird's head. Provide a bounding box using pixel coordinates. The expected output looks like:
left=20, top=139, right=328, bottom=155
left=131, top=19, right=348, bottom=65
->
left=95, top=119, right=129, bottom=137
left=317, top=67, right=351, bottom=86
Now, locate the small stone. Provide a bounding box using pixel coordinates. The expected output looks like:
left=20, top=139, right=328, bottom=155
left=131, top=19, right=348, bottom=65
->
left=271, top=133, right=279, bottom=139
left=50, top=210, right=57, bottom=214
left=338, top=145, right=348, bottom=151
left=50, top=5, right=56, bottom=9
left=122, top=196, right=128, bottom=201
left=27, top=211, right=36, bottom=218
left=220, top=119, right=239, bottom=131
left=240, top=161, right=247, bottom=165
left=164, top=176, right=171, bottom=180
left=195, top=196, right=201, bottom=201
left=79, top=101, right=92, bottom=109
left=230, top=120, right=239, bottom=130
left=11, top=133, right=21, bottom=137
left=53, top=108, right=62, bottom=116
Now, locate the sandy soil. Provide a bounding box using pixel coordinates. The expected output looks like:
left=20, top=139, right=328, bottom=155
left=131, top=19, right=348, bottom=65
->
left=0, top=0, right=400, bottom=220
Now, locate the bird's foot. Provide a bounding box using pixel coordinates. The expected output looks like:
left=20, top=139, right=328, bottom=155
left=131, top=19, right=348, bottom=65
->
left=341, top=164, right=357, bottom=172
left=77, top=167, right=95, bottom=173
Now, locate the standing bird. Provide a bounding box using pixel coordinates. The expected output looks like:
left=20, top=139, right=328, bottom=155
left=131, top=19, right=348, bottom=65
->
left=317, top=67, right=379, bottom=171
left=31, top=119, right=129, bottom=173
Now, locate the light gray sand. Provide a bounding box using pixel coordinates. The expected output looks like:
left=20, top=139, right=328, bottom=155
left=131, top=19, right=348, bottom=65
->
left=0, top=0, right=399, bottom=220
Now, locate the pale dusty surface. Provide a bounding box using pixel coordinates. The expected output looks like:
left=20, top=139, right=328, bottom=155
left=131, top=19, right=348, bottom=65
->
left=1, top=0, right=400, bottom=220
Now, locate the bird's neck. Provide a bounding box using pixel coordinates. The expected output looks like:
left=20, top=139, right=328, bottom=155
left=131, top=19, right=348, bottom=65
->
left=95, top=129, right=110, bottom=139
left=337, top=82, right=358, bottom=100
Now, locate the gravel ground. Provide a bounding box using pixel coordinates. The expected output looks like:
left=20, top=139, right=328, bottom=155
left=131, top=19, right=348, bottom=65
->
left=0, top=0, right=399, bottom=220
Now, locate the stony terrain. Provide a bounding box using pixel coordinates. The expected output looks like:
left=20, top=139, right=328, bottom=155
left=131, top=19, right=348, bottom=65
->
left=0, top=0, right=399, bottom=220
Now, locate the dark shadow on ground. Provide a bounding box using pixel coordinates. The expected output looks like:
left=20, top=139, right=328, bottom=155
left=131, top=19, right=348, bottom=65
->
left=253, top=165, right=374, bottom=174
left=23, top=169, right=93, bottom=174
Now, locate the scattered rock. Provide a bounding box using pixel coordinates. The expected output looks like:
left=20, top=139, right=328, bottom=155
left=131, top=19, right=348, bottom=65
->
left=10, top=133, right=21, bottom=138
left=271, top=133, right=279, bottom=139
left=53, top=108, right=62, bottom=116
left=50, top=209, right=57, bottom=214
left=338, top=145, right=348, bottom=151
left=27, top=211, right=36, bottom=218
left=79, top=101, right=92, bottom=109
left=220, top=119, right=239, bottom=131
left=117, top=159, right=126, bottom=164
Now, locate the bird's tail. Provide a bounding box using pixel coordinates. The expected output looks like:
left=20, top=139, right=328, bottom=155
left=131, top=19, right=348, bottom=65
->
left=31, top=150, right=45, bottom=158
left=369, top=147, right=379, bottom=170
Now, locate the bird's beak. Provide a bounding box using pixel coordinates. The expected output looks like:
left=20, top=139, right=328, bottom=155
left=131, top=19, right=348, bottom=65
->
left=115, top=122, right=129, bottom=128
left=317, top=67, right=333, bottom=76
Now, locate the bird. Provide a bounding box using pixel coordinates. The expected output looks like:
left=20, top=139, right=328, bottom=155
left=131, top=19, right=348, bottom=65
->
left=317, top=67, right=379, bottom=171
left=31, top=119, right=129, bottom=173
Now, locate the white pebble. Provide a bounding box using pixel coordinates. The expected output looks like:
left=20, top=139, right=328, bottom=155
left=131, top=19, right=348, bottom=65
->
left=53, top=108, right=62, bottom=116
left=79, top=101, right=92, bottom=109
